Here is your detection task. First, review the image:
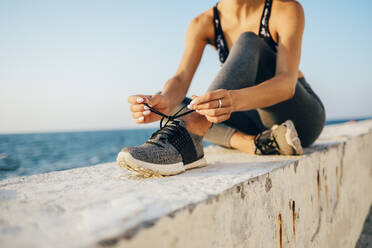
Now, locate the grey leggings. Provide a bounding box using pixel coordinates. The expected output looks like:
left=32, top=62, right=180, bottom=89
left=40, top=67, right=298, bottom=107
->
left=199, top=32, right=325, bottom=148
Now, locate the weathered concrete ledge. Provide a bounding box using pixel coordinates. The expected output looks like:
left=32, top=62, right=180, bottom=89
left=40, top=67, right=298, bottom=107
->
left=1, top=120, right=372, bottom=248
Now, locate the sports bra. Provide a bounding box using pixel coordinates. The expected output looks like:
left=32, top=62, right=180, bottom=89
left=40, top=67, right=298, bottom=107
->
left=213, top=0, right=278, bottom=64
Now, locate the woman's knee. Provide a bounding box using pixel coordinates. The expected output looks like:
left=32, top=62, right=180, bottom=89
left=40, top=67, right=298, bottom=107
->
left=238, top=31, right=260, bottom=41
left=228, top=31, right=275, bottom=66
left=234, top=32, right=264, bottom=50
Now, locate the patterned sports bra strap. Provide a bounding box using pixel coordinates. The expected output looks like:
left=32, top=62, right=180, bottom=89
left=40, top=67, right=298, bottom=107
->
left=213, top=5, right=221, bottom=41
left=213, top=3, right=229, bottom=64
left=259, top=0, right=273, bottom=38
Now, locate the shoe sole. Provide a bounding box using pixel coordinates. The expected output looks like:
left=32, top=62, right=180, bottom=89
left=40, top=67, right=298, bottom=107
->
left=117, top=152, right=207, bottom=176
left=283, top=120, right=304, bottom=155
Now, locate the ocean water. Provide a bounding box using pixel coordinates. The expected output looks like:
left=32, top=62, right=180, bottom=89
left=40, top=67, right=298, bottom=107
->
left=0, top=129, right=157, bottom=180
left=0, top=118, right=369, bottom=181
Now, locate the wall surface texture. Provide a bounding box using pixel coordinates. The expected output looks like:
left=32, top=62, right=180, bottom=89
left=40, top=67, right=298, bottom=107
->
left=0, top=120, right=372, bottom=248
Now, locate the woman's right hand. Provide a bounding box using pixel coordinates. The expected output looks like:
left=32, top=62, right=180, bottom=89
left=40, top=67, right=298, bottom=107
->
left=128, top=94, right=172, bottom=124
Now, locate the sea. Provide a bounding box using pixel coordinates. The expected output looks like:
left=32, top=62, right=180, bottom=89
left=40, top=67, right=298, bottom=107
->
left=0, top=118, right=370, bottom=181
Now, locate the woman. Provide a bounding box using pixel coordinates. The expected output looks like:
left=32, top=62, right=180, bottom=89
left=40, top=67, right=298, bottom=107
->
left=117, top=0, right=325, bottom=176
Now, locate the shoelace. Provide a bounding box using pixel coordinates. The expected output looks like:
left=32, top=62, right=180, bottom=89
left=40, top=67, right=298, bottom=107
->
left=254, top=131, right=280, bottom=155
left=143, top=103, right=194, bottom=129
left=143, top=103, right=195, bottom=143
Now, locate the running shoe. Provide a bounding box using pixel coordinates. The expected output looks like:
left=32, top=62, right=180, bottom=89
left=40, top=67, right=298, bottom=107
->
left=254, top=120, right=303, bottom=155
left=117, top=119, right=206, bottom=176
left=117, top=103, right=206, bottom=176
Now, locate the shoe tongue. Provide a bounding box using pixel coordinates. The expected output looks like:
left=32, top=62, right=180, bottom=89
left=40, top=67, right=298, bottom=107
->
left=148, top=119, right=185, bottom=143
left=174, top=119, right=186, bottom=128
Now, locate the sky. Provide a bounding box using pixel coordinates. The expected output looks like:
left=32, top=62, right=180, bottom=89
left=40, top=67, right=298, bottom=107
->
left=0, top=0, right=371, bottom=134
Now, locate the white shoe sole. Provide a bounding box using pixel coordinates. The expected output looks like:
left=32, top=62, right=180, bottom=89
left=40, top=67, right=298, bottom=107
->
left=117, top=152, right=207, bottom=176
left=283, top=120, right=303, bottom=155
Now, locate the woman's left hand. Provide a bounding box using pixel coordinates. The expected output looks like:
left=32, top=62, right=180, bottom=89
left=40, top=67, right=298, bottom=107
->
left=188, top=89, right=234, bottom=123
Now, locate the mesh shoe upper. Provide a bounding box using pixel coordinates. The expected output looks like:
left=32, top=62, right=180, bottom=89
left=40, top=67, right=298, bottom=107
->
left=122, top=119, right=204, bottom=165
left=254, top=128, right=281, bottom=155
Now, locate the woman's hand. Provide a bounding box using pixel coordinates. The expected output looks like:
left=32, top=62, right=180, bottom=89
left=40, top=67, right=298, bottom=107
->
left=188, top=89, right=234, bottom=123
left=128, top=94, right=172, bottom=124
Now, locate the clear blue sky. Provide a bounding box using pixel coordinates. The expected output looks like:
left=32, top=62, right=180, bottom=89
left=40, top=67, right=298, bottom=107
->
left=1, top=0, right=371, bottom=133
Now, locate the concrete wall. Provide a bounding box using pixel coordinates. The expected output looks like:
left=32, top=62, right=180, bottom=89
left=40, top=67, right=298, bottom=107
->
left=1, top=120, right=372, bottom=248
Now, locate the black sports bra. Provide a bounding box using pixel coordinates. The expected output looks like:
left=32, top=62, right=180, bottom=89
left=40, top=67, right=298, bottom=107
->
left=213, top=0, right=278, bottom=64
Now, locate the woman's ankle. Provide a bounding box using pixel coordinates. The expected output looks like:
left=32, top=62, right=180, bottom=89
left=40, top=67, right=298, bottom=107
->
left=181, top=112, right=212, bottom=137
left=230, top=131, right=256, bottom=154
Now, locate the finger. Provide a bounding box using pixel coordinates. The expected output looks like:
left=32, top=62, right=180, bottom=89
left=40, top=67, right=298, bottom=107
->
left=190, top=89, right=228, bottom=106
left=196, top=107, right=231, bottom=117
left=206, top=114, right=230, bottom=123
left=133, top=111, right=162, bottom=124
left=130, top=104, right=146, bottom=112
left=194, top=98, right=231, bottom=110
left=187, top=95, right=198, bottom=110
left=128, top=95, right=151, bottom=104
left=143, top=114, right=161, bottom=123
left=194, top=100, right=218, bottom=110
left=132, top=112, right=143, bottom=119
left=135, top=116, right=145, bottom=124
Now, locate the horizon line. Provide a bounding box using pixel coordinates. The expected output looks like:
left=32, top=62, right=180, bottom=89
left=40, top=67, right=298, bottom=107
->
left=1, top=116, right=371, bottom=136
